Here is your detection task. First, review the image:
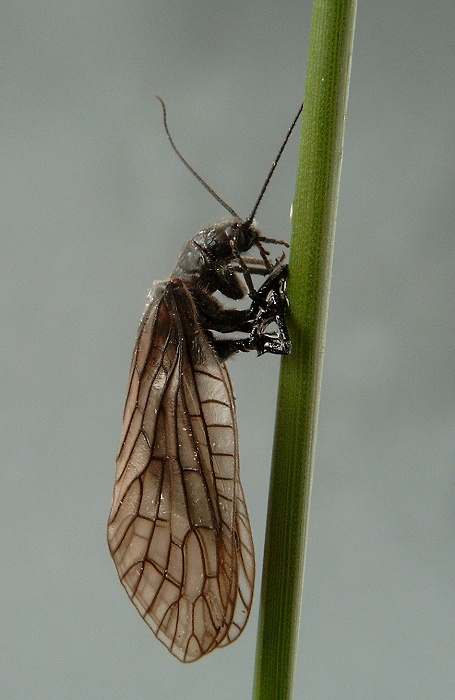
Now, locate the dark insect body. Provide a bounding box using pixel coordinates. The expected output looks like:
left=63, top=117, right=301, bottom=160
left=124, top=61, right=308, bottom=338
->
left=107, top=100, right=301, bottom=662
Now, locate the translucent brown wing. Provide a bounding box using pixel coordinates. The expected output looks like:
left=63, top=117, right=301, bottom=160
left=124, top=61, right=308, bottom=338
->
left=107, top=280, right=255, bottom=662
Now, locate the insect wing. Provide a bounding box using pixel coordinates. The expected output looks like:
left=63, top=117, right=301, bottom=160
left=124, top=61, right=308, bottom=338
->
left=107, top=282, right=255, bottom=662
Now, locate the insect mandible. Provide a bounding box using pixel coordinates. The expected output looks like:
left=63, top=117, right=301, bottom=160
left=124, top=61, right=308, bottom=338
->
left=107, top=98, right=302, bottom=662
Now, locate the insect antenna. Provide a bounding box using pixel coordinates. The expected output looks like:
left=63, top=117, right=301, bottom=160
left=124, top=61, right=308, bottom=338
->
left=244, top=102, right=303, bottom=228
left=154, top=95, right=240, bottom=219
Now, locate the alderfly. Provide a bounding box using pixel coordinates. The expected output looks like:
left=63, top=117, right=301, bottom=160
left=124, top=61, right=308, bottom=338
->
left=107, top=99, right=302, bottom=662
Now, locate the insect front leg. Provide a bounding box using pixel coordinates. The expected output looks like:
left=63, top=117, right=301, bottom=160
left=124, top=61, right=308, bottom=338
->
left=247, top=260, right=289, bottom=312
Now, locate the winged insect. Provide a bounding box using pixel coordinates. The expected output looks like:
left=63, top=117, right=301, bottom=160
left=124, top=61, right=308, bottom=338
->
left=107, top=99, right=302, bottom=662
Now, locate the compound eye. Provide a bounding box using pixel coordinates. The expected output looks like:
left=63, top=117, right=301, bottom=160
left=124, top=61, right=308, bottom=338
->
left=225, top=225, right=234, bottom=239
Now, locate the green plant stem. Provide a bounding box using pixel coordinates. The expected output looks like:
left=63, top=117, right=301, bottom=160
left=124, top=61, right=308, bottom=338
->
left=253, top=1, right=357, bottom=698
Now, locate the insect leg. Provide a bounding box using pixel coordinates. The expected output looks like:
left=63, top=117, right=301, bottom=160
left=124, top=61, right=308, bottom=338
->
left=206, top=334, right=256, bottom=361
left=229, top=239, right=288, bottom=315
left=189, top=287, right=256, bottom=334
left=206, top=264, right=291, bottom=359
left=191, top=263, right=289, bottom=338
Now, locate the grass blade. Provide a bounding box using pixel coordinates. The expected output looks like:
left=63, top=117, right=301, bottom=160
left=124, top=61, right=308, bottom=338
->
left=253, top=1, right=358, bottom=697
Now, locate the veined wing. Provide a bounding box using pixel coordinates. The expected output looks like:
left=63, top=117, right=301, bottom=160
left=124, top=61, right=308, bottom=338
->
left=107, top=281, right=255, bottom=662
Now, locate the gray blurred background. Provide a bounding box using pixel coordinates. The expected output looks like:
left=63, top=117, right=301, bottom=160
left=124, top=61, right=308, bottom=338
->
left=2, top=2, right=454, bottom=698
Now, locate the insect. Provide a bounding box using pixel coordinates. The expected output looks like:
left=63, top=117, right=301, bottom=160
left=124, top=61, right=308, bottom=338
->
left=107, top=98, right=302, bottom=662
